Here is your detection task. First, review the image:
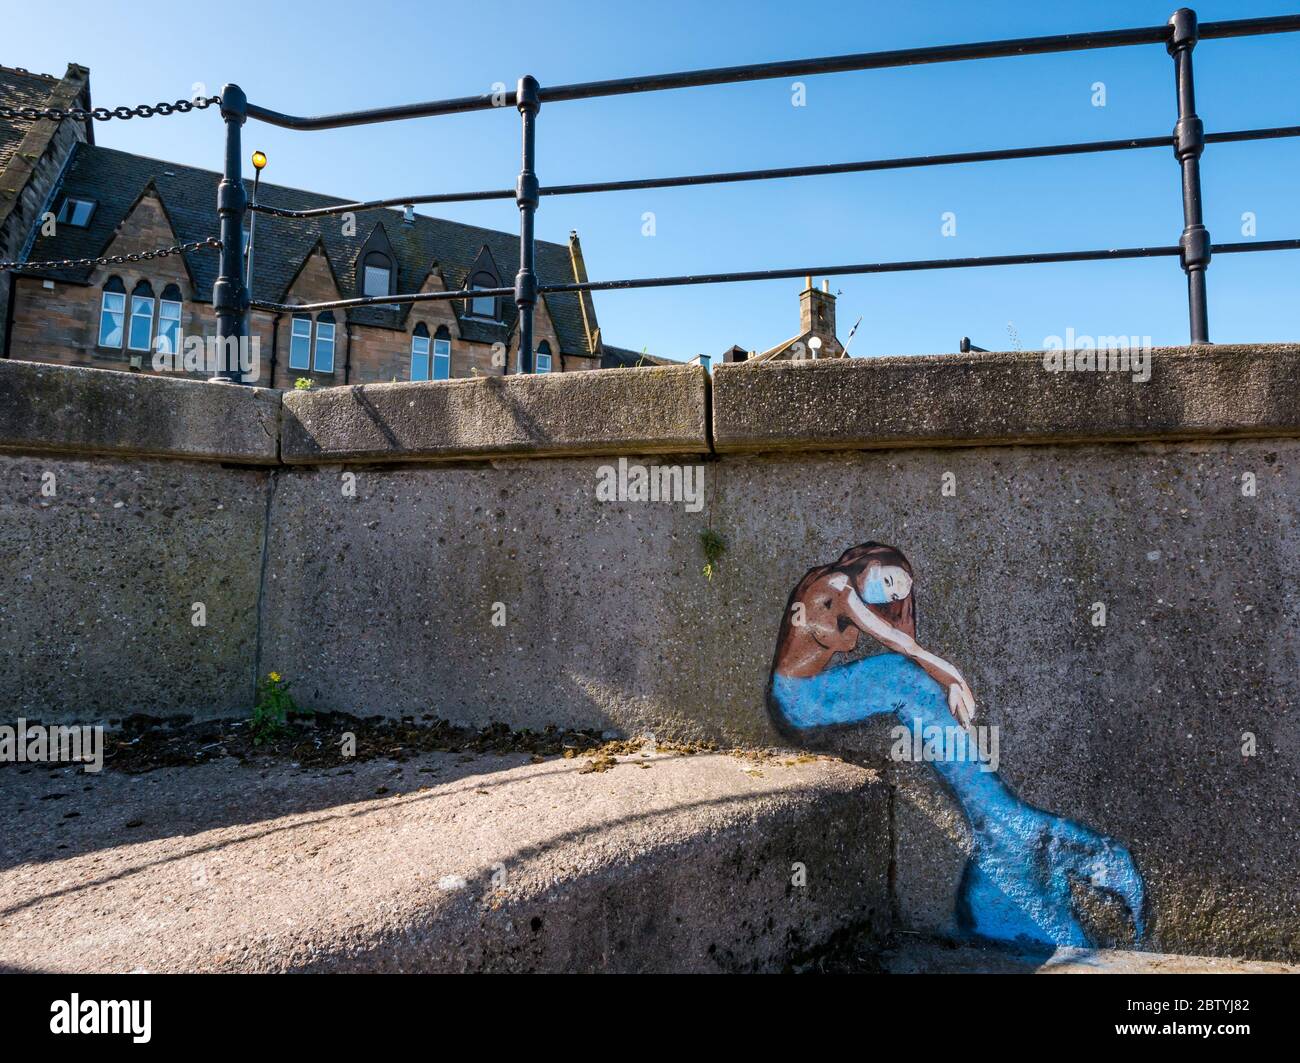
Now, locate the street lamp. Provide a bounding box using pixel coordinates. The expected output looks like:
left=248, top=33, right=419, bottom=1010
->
left=246, top=150, right=266, bottom=290
left=243, top=150, right=266, bottom=374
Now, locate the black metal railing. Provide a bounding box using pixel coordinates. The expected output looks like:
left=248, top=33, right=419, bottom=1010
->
left=211, top=7, right=1300, bottom=382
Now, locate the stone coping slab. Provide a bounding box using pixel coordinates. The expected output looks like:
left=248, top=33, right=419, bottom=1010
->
left=713, top=344, right=1300, bottom=453
left=281, top=364, right=709, bottom=464
left=0, top=359, right=280, bottom=465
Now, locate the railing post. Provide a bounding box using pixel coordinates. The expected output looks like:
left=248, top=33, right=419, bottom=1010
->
left=1167, top=8, right=1211, bottom=345
left=514, top=75, right=540, bottom=374
left=212, top=83, right=248, bottom=382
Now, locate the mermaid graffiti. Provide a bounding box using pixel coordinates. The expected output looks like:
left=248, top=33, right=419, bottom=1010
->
left=766, top=542, right=1145, bottom=949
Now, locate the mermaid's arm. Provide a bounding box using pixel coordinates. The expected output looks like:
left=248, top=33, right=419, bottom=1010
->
left=840, top=588, right=976, bottom=723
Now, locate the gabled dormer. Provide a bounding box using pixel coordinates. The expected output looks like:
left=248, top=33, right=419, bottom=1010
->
left=355, top=223, right=397, bottom=299
left=462, top=244, right=503, bottom=322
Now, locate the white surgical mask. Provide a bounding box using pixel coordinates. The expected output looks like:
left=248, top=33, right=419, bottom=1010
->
left=862, top=572, right=890, bottom=604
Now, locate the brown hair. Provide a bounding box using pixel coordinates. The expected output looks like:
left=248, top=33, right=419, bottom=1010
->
left=764, top=540, right=919, bottom=744
left=832, top=541, right=917, bottom=640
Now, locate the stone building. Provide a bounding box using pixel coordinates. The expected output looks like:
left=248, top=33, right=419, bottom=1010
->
left=2, top=64, right=653, bottom=386
left=0, top=63, right=92, bottom=361
left=720, top=276, right=847, bottom=364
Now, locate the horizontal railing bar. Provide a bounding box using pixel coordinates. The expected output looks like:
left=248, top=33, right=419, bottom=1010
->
left=251, top=286, right=513, bottom=314
left=1199, top=12, right=1300, bottom=39
left=542, top=16, right=1300, bottom=105
left=541, top=247, right=1185, bottom=294
left=545, top=125, right=1300, bottom=197
left=544, top=240, right=1300, bottom=295
left=247, top=124, right=1300, bottom=219
left=245, top=96, right=501, bottom=130
left=250, top=189, right=513, bottom=217
left=249, top=239, right=1299, bottom=313
left=544, top=136, right=1173, bottom=196
left=1210, top=238, right=1300, bottom=253
left=1205, top=124, right=1300, bottom=144
left=243, top=14, right=1300, bottom=130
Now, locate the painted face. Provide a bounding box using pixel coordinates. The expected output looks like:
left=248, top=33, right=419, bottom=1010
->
left=860, top=563, right=912, bottom=604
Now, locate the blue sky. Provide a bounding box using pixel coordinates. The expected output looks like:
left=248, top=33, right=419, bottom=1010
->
left=5, top=0, right=1297, bottom=360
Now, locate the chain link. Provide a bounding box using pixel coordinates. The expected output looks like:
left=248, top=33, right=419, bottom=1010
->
left=0, top=96, right=222, bottom=123
left=0, top=237, right=223, bottom=273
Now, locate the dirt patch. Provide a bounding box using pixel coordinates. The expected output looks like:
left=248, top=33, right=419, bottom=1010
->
left=2, top=713, right=753, bottom=776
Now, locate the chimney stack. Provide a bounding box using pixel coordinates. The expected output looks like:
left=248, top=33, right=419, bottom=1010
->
left=799, top=277, right=841, bottom=356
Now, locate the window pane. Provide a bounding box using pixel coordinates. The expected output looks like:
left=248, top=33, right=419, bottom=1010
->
left=156, top=299, right=182, bottom=355
left=128, top=296, right=154, bottom=351
left=58, top=199, right=94, bottom=226
left=536, top=352, right=552, bottom=373
left=411, top=335, right=430, bottom=381
left=314, top=321, right=335, bottom=373
left=470, top=292, right=494, bottom=317
left=98, top=291, right=125, bottom=347
left=433, top=338, right=450, bottom=380
left=289, top=318, right=312, bottom=370
left=363, top=265, right=390, bottom=298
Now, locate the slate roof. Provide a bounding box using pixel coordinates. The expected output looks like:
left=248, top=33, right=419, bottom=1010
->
left=600, top=344, right=677, bottom=368
left=0, top=65, right=60, bottom=174
left=25, top=143, right=599, bottom=357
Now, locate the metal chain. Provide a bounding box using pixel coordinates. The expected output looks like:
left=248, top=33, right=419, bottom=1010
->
left=0, top=237, right=222, bottom=273
left=0, top=96, right=222, bottom=123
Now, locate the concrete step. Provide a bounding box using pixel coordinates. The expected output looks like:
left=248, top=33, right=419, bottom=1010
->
left=882, top=937, right=1300, bottom=974
left=0, top=746, right=887, bottom=973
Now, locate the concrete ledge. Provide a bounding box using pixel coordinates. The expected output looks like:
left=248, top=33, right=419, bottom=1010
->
left=0, top=359, right=280, bottom=465
left=281, top=365, right=709, bottom=464
left=712, top=344, right=1300, bottom=453
left=0, top=750, right=888, bottom=973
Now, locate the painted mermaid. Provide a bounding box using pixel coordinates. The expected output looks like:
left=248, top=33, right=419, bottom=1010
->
left=766, top=542, right=1145, bottom=949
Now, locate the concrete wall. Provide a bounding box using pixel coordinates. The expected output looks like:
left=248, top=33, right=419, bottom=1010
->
left=0, top=347, right=1296, bottom=961
left=0, top=361, right=278, bottom=720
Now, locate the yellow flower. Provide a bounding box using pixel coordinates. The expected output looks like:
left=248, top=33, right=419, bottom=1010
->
left=268, top=672, right=282, bottom=684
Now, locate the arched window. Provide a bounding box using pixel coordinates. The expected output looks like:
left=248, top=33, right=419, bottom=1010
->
left=314, top=311, right=336, bottom=373
left=410, top=322, right=431, bottom=381
left=468, top=271, right=497, bottom=319
left=535, top=340, right=552, bottom=374
left=156, top=284, right=183, bottom=355
left=98, top=276, right=126, bottom=348
left=362, top=252, right=392, bottom=298
left=433, top=325, right=451, bottom=380
left=288, top=313, right=312, bottom=371
left=127, top=280, right=155, bottom=352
